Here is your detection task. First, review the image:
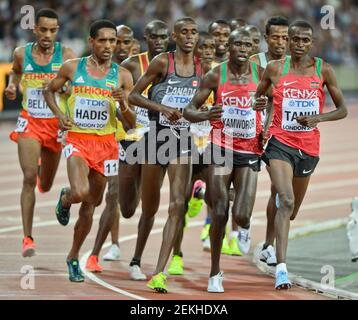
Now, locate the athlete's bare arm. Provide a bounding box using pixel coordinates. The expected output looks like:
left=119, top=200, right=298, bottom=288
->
left=128, top=53, right=182, bottom=122
left=184, top=67, right=222, bottom=122
left=297, top=63, right=348, bottom=128
left=115, top=66, right=136, bottom=129
left=4, top=47, right=25, bottom=100
left=44, top=59, right=78, bottom=130
left=121, top=56, right=141, bottom=83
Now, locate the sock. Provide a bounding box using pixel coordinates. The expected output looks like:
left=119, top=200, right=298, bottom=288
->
left=230, top=231, right=239, bottom=239
left=130, top=258, right=141, bottom=267
left=276, top=263, right=287, bottom=275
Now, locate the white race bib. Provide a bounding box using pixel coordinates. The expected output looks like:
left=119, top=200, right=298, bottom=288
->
left=282, top=98, right=319, bottom=132
left=104, top=160, right=118, bottom=177
left=135, top=106, right=150, bottom=128
left=62, top=144, right=74, bottom=159
left=222, top=106, right=256, bottom=139
left=26, top=88, right=57, bottom=118
left=159, top=94, right=192, bottom=128
left=15, top=116, right=28, bottom=133
left=74, top=97, right=109, bottom=130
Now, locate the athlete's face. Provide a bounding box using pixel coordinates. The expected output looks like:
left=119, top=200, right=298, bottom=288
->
left=90, top=28, right=117, bottom=62
left=289, top=27, right=313, bottom=58
left=250, top=30, right=261, bottom=55
left=34, top=17, right=59, bottom=50
left=229, top=34, right=253, bottom=64
left=145, top=27, right=169, bottom=56
left=265, top=25, right=288, bottom=58
left=115, top=32, right=133, bottom=62
left=130, top=41, right=141, bottom=55
left=195, top=38, right=216, bottom=63
left=210, top=23, right=231, bottom=55
left=172, top=23, right=199, bottom=53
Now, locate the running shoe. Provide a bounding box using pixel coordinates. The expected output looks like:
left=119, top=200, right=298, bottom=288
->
left=168, top=255, right=184, bottom=275
left=129, top=265, right=147, bottom=281
left=103, top=244, right=121, bottom=261
left=207, top=271, right=224, bottom=293
left=85, top=255, right=103, bottom=272
left=147, top=272, right=167, bottom=293
left=200, top=223, right=210, bottom=241
left=187, top=180, right=206, bottom=218
left=275, top=271, right=292, bottom=290
left=259, top=245, right=277, bottom=266
left=22, top=236, right=35, bottom=258
left=221, top=235, right=232, bottom=255
left=67, top=259, right=84, bottom=282
left=202, top=237, right=211, bottom=252
left=238, top=227, right=251, bottom=254
left=56, top=188, right=71, bottom=226
left=229, top=237, right=242, bottom=256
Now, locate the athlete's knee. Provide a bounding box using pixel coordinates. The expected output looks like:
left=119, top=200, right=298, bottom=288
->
left=168, top=197, right=186, bottom=218
left=71, top=185, right=90, bottom=203
left=23, top=171, right=37, bottom=188
left=277, top=192, right=295, bottom=212
left=212, top=199, right=229, bottom=223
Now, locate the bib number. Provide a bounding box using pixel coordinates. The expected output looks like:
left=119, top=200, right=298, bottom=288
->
left=15, top=116, right=28, bottom=133
left=62, top=144, right=74, bottom=159
left=159, top=94, right=192, bottom=128
left=104, top=160, right=118, bottom=177
left=222, top=106, right=256, bottom=139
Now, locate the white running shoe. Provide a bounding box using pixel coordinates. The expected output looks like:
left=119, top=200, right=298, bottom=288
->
left=207, top=271, right=224, bottom=293
left=259, top=245, right=277, bottom=266
left=129, top=265, right=147, bottom=280
left=202, top=237, right=211, bottom=252
left=103, top=244, right=121, bottom=261
left=238, top=228, right=251, bottom=254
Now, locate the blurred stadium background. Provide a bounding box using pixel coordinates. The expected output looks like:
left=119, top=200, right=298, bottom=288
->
left=1, top=0, right=358, bottom=113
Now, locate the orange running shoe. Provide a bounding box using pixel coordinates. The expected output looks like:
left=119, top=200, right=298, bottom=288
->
left=22, top=236, right=36, bottom=257
left=85, top=255, right=103, bottom=272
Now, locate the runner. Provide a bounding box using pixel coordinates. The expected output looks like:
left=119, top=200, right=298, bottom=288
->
left=44, top=19, right=136, bottom=282
left=250, top=16, right=289, bottom=266
left=184, top=29, right=267, bottom=292
left=245, top=25, right=262, bottom=55
left=96, top=24, right=135, bottom=262
left=254, top=20, right=347, bottom=289
left=5, top=8, right=76, bottom=257
left=208, top=20, right=231, bottom=64
left=130, top=38, right=141, bottom=55
left=129, top=17, right=201, bottom=293
left=230, top=18, right=247, bottom=31
left=168, top=31, right=216, bottom=275
left=85, top=20, right=170, bottom=278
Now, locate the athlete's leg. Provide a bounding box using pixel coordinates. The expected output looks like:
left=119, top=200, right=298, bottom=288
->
left=290, top=176, right=311, bottom=221
left=131, top=163, right=166, bottom=262
left=18, top=137, right=41, bottom=237
left=268, top=159, right=295, bottom=264
left=68, top=169, right=107, bottom=260
left=37, top=147, right=61, bottom=192
left=153, top=161, right=191, bottom=274
left=208, top=165, right=232, bottom=276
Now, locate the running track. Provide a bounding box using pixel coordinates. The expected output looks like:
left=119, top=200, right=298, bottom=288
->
left=0, top=103, right=357, bottom=300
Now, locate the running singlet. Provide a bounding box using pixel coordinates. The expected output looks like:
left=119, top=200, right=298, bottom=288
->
left=270, top=56, right=325, bottom=156
left=21, top=42, right=65, bottom=118
left=66, top=57, right=118, bottom=135
left=210, top=61, right=262, bottom=154
left=148, top=51, right=202, bottom=129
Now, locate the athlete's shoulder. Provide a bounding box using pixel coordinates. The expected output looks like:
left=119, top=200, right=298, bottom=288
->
left=61, top=57, right=81, bottom=71
left=61, top=45, right=77, bottom=60
left=13, top=46, right=26, bottom=60
left=249, top=54, right=260, bottom=64
left=266, top=58, right=284, bottom=73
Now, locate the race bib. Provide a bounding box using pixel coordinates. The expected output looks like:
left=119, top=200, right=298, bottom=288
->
left=282, top=98, right=319, bottom=132
left=222, top=106, right=256, bottom=139
left=135, top=106, right=150, bottom=127
left=159, top=94, right=192, bottom=128
left=104, top=160, right=118, bottom=177
left=62, top=144, right=74, bottom=159
left=26, top=88, right=57, bottom=118
left=74, top=97, right=109, bottom=130
left=15, top=116, right=28, bottom=133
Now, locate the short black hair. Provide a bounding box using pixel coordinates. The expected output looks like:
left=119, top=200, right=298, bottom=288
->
left=208, top=20, right=231, bottom=33
left=35, top=8, right=59, bottom=24
left=230, top=18, right=247, bottom=30
left=265, top=16, right=289, bottom=35
left=288, top=20, right=314, bottom=36
left=89, top=19, right=117, bottom=38
left=144, top=20, right=168, bottom=35
left=174, top=17, right=197, bottom=32
left=197, top=32, right=214, bottom=45
left=229, top=29, right=251, bottom=44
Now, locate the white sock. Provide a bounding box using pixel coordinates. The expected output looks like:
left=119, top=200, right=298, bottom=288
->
left=230, top=231, right=239, bottom=239
left=276, top=263, right=287, bottom=275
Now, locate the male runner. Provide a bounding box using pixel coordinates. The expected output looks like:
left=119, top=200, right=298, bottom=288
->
left=250, top=16, right=289, bottom=266
left=245, top=25, right=262, bottom=55
left=208, top=20, right=231, bottom=64
left=44, top=20, right=136, bottom=282
left=184, top=29, right=267, bottom=292
left=230, top=18, right=247, bottom=31
left=85, top=21, right=170, bottom=280
left=5, top=8, right=76, bottom=257
left=129, top=17, right=201, bottom=293
left=130, top=38, right=141, bottom=55
left=254, top=20, right=347, bottom=289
